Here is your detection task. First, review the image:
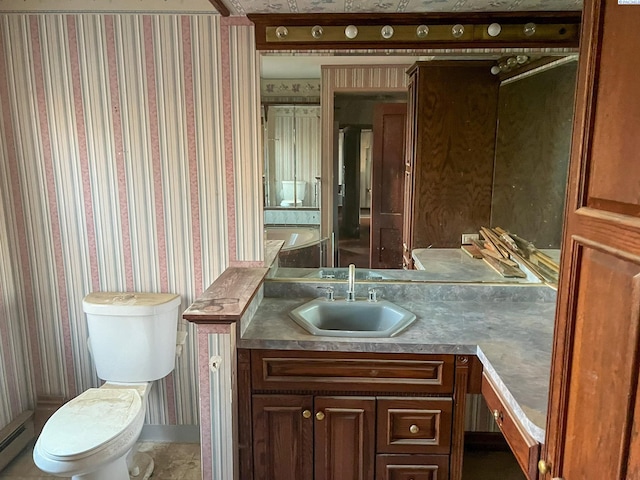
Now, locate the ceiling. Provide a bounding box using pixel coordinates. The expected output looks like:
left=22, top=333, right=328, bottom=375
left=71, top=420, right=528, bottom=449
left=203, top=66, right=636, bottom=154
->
left=227, top=0, right=582, bottom=16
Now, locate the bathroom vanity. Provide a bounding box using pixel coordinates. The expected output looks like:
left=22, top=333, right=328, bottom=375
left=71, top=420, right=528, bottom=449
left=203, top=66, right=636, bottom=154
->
left=184, top=267, right=555, bottom=480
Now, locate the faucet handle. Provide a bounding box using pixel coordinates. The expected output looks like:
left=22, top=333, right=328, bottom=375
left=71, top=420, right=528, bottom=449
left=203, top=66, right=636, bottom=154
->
left=367, top=287, right=379, bottom=302
left=317, top=286, right=335, bottom=301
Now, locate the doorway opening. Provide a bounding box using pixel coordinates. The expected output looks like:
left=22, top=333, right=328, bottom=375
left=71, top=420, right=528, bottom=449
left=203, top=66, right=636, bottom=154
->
left=334, top=92, right=407, bottom=268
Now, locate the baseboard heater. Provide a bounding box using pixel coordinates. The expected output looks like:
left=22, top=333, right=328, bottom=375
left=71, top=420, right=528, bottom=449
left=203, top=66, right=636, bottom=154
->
left=0, top=410, right=34, bottom=472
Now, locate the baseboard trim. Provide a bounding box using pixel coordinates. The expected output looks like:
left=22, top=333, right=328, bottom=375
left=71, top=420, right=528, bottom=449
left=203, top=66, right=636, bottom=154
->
left=139, top=424, right=200, bottom=443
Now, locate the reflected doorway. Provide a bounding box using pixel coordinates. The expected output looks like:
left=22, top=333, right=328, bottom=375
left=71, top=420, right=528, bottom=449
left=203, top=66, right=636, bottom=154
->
left=334, top=92, right=407, bottom=267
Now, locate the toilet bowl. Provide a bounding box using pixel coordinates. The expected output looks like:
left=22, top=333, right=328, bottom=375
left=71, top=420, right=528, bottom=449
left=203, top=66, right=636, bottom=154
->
left=34, top=383, right=149, bottom=480
left=33, top=292, right=183, bottom=480
left=280, top=180, right=306, bottom=207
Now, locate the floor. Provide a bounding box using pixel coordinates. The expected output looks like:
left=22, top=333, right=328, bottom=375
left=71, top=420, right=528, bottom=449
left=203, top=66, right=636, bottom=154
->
left=338, top=211, right=371, bottom=267
left=0, top=441, right=524, bottom=480
left=0, top=442, right=200, bottom=480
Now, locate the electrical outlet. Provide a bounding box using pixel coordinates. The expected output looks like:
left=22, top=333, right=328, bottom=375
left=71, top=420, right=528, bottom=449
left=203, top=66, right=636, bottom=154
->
left=461, top=233, right=480, bottom=245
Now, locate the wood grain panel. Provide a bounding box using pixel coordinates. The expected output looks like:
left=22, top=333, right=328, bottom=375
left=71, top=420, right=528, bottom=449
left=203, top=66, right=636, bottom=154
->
left=237, top=350, right=253, bottom=480
left=252, top=394, right=314, bottom=480
left=377, top=398, right=453, bottom=455
left=543, top=3, right=640, bottom=479
left=409, top=63, right=499, bottom=249
left=491, top=62, right=577, bottom=248
left=376, top=455, right=450, bottom=480
left=315, top=396, right=375, bottom=480
left=587, top=4, right=640, bottom=214
left=251, top=350, right=455, bottom=393
left=559, top=244, right=640, bottom=478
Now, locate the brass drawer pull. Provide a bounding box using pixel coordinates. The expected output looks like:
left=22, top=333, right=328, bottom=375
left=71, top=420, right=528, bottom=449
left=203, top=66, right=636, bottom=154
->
left=316, top=411, right=325, bottom=421
left=302, top=410, right=311, bottom=419
left=409, top=424, right=420, bottom=434
left=493, top=409, right=503, bottom=423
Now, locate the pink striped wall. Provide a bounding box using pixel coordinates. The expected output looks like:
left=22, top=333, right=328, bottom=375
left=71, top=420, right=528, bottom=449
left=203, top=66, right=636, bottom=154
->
left=0, top=12, right=262, bottom=431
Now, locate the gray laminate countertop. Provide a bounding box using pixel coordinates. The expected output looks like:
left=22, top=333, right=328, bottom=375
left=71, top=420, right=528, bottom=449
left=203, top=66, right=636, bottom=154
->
left=411, top=248, right=538, bottom=283
left=238, top=281, right=556, bottom=444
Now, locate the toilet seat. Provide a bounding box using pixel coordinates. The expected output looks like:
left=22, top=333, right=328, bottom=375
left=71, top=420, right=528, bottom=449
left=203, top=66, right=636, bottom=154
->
left=37, top=388, right=144, bottom=461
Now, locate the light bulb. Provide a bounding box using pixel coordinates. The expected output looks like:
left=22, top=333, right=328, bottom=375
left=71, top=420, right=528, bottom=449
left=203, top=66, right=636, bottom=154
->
left=311, top=25, right=323, bottom=39
left=487, top=23, right=501, bottom=37
left=345, top=25, right=358, bottom=39
left=524, top=22, right=536, bottom=36
left=275, top=26, right=288, bottom=39
left=416, top=25, right=429, bottom=38
left=381, top=25, right=394, bottom=39
left=490, top=65, right=501, bottom=75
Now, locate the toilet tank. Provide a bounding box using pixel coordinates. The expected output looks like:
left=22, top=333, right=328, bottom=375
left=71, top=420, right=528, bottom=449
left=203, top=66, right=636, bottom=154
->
left=83, top=292, right=182, bottom=383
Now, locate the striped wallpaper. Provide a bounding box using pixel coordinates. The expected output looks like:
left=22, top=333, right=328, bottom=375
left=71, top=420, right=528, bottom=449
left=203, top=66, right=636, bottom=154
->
left=0, top=12, right=263, bottom=432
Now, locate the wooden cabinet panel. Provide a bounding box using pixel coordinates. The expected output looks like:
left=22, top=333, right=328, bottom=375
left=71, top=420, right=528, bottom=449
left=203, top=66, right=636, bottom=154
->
left=315, top=396, right=376, bottom=480
left=252, top=394, right=313, bottom=480
left=555, top=245, right=640, bottom=478
left=403, top=62, right=499, bottom=250
left=251, top=350, right=455, bottom=394
left=543, top=2, right=640, bottom=480
left=481, top=373, right=539, bottom=479
left=377, top=398, right=453, bottom=455
left=376, top=455, right=450, bottom=480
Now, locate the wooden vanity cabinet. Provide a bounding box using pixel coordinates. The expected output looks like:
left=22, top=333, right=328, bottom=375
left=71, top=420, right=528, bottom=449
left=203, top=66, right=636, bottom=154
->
left=402, top=62, right=499, bottom=258
left=239, top=349, right=473, bottom=480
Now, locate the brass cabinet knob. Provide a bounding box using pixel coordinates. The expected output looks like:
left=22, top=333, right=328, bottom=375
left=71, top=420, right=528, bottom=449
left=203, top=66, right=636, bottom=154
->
left=316, top=411, right=325, bottom=421
left=493, top=409, right=502, bottom=422
left=538, top=459, right=551, bottom=474
left=409, top=424, right=419, bottom=434
left=302, top=410, right=312, bottom=419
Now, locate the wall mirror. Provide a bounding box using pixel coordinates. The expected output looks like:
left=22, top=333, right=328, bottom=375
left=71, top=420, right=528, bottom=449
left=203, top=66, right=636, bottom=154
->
left=260, top=50, right=579, bottom=284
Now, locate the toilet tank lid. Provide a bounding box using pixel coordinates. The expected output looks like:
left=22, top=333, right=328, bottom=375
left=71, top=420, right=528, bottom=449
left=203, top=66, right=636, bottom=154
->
left=83, top=292, right=181, bottom=316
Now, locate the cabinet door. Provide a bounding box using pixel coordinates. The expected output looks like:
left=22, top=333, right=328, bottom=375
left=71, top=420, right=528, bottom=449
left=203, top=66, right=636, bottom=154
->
left=543, top=1, right=640, bottom=479
left=314, top=396, right=376, bottom=480
left=376, top=455, right=450, bottom=480
left=252, top=394, right=313, bottom=480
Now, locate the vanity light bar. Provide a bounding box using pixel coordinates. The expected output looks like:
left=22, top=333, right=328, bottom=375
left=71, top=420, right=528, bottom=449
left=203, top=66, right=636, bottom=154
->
left=264, top=22, right=578, bottom=44
left=249, top=13, right=582, bottom=50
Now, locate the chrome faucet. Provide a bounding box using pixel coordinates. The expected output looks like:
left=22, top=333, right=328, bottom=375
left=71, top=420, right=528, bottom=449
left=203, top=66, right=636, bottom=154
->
left=346, top=263, right=356, bottom=301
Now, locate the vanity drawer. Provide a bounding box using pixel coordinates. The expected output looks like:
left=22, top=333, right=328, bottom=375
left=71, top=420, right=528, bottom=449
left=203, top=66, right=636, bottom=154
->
left=481, top=372, right=540, bottom=480
left=251, top=350, right=455, bottom=394
left=377, top=397, right=453, bottom=454
left=376, top=454, right=450, bottom=480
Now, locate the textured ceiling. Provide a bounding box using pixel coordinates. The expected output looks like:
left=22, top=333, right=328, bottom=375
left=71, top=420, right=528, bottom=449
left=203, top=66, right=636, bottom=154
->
left=228, top=0, right=582, bottom=16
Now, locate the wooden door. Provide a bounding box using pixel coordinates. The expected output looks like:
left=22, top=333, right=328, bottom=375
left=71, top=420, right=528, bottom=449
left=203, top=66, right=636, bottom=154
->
left=252, top=394, right=314, bottom=480
left=543, top=1, right=640, bottom=478
left=370, top=103, right=407, bottom=269
left=314, top=396, right=376, bottom=480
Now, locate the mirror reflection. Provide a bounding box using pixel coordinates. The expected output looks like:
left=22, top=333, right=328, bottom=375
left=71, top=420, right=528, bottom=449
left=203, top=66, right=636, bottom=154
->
left=261, top=53, right=578, bottom=284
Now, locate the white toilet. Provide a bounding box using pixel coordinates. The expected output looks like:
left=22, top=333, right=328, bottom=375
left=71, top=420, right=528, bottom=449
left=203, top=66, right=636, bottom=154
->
left=33, top=292, right=183, bottom=480
left=280, top=180, right=306, bottom=207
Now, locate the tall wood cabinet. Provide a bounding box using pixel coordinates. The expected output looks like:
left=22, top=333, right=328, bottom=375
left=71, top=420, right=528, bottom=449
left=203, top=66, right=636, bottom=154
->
left=402, top=62, right=499, bottom=268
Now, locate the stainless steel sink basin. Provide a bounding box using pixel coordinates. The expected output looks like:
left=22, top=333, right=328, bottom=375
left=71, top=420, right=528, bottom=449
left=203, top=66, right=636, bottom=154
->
left=289, top=298, right=416, bottom=337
